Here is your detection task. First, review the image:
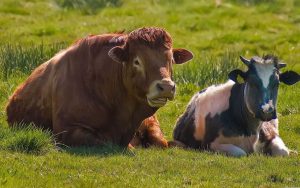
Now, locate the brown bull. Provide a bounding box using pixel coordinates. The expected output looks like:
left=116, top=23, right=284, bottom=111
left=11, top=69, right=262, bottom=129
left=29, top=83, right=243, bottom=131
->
left=129, top=115, right=168, bottom=148
left=6, top=27, right=193, bottom=147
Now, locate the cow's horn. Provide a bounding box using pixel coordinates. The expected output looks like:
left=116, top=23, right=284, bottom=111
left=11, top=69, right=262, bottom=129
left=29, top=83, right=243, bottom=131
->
left=239, top=56, right=251, bottom=66
left=278, top=62, right=287, bottom=69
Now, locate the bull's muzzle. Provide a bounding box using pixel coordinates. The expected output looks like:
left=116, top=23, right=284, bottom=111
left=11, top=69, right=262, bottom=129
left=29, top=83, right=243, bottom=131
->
left=156, top=79, right=176, bottom=99
left=147, top=78, right=176, bottom=108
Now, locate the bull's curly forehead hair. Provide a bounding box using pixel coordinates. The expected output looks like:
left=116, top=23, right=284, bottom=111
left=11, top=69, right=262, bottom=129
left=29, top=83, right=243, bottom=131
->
left=128, top=27, right=172, bottom=49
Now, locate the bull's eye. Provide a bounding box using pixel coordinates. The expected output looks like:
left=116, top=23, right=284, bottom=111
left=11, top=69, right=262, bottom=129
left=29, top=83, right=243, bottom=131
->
left=134, top=60, right=140, bottom=66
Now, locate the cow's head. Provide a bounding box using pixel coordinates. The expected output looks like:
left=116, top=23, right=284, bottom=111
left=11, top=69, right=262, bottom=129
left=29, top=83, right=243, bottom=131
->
left=229, top=55, right=300, bottom=121
left=108, top=27, right=193, bottom=108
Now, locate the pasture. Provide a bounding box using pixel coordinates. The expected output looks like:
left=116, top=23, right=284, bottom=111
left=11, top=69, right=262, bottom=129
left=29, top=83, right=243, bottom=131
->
left=0, top=0, right=300, bottom=187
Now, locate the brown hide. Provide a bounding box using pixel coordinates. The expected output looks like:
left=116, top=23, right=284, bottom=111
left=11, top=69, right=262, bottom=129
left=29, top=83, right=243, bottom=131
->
left=6, top=28, right=192, bottom=147
left=129, top=115, right=168, bottom=148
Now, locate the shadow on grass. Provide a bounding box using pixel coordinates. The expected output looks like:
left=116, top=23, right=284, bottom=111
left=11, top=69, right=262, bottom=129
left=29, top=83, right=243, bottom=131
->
left=1, top=125, right=135, bottom=157
left=60, top=143, right=136, bottom=157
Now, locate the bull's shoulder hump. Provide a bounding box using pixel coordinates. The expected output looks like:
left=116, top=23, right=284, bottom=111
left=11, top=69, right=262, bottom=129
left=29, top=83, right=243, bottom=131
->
left=49, top=33, right=127, bottom=64
left=86, top=33, right=127, bottom=47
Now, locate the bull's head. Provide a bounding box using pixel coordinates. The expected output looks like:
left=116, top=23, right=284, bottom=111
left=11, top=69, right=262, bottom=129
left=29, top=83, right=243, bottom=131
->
left=108, top=27, right=193, bottom=108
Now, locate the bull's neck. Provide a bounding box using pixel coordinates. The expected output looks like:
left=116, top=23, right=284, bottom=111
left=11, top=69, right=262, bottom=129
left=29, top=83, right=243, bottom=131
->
left=90, top=59, right=155, bottom=114
left=85, top=58, right=127, bottom=107
left=230, top=83, right=261, bottom=135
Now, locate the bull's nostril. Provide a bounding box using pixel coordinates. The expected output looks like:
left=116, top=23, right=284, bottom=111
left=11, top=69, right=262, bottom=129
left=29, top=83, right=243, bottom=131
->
left=172, top=85, right=176, bottom=92
left=156, top=84, right=164, bottom=92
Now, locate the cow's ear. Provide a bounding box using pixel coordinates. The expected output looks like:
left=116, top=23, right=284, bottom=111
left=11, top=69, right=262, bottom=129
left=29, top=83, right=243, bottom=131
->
left=228, top=69, right=247, bottom=83
left=279, top=71, right=300, bottom=85
left=108, top=46, right=128, bottom=63
left=173, top=49, right=193, bottom=64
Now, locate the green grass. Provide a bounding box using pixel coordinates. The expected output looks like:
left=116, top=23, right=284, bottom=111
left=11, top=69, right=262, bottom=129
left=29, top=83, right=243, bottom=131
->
left=0, top=125, right=54, bottom=154
left=1, top=0, right=300, bottom=187
left=0, top=43, right=65, bottom=79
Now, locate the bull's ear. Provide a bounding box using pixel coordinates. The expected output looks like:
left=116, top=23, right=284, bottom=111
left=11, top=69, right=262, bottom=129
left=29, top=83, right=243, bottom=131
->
left=228, top=69, right=247, bottom=83
left=173, top=49, right=193, bottom=64
left=108, top=46, right=128, bottom=63
left=279, top=71, right=300, bottom=85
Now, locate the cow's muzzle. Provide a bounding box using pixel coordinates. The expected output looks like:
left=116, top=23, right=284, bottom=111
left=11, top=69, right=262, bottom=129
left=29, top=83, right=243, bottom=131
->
left=147, top=78, right=176, bottom=108
left=258, top=100, right=276, bottom=121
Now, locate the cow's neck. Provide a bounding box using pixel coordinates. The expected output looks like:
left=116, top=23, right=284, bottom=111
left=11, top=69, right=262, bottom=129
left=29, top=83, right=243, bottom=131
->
left=230, top=83, right=261, bottom=135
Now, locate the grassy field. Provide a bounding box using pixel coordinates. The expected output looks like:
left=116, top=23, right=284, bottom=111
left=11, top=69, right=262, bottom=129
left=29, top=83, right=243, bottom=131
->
left=1, top=0, right=300, bottom=187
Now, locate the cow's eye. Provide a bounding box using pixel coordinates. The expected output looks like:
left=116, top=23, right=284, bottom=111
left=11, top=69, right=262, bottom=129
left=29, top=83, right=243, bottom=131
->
left=249, top=81, right=259, bottom=90
left=134, top=60, right=140, bottom=66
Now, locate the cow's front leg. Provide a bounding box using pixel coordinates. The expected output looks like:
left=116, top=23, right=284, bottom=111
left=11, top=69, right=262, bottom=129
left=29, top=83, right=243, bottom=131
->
left=268, top=136, right=290, bottom=156
left=210, top=143, right=247, bottom=157
left=257, top=121, right=290, bottom=156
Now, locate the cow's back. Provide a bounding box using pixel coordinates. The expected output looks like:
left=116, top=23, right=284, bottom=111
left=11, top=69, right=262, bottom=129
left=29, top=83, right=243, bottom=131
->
left=173, top=81, right=235, bottom=148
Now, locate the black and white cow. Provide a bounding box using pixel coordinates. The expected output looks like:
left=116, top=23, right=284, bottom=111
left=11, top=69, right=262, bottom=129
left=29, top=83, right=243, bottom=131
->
left=172, top=55, right=300, bottom=157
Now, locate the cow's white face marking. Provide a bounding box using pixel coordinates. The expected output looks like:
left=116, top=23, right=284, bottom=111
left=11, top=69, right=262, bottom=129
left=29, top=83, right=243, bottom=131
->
left=261, top=100, right=274, bottom=113
left=254, top=63, right=275, bottom=88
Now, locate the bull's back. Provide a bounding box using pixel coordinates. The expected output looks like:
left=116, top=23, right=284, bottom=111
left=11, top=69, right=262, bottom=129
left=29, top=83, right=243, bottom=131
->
left=6, top=34, right=123, bottom=129
left=6, top=61, right=54, bottom=129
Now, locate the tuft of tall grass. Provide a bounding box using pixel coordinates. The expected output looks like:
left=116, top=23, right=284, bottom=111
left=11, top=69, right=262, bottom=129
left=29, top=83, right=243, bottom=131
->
left=227, top=0, right=288, bottom=14
left=0, top=43, right=65, bottom=80
left=0, top=125, right=54, bottom=155
left=229, top=0, right=276, bottom=5
left=55, top=0, right=122, bottom=14
left=174, top=51, right=242, bottom=87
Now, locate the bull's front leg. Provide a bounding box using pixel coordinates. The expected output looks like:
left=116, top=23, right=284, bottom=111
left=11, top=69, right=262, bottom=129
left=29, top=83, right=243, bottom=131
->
left=53, top=121, right=107, bottom=147
left=129, top=115, right=168, bottom=148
